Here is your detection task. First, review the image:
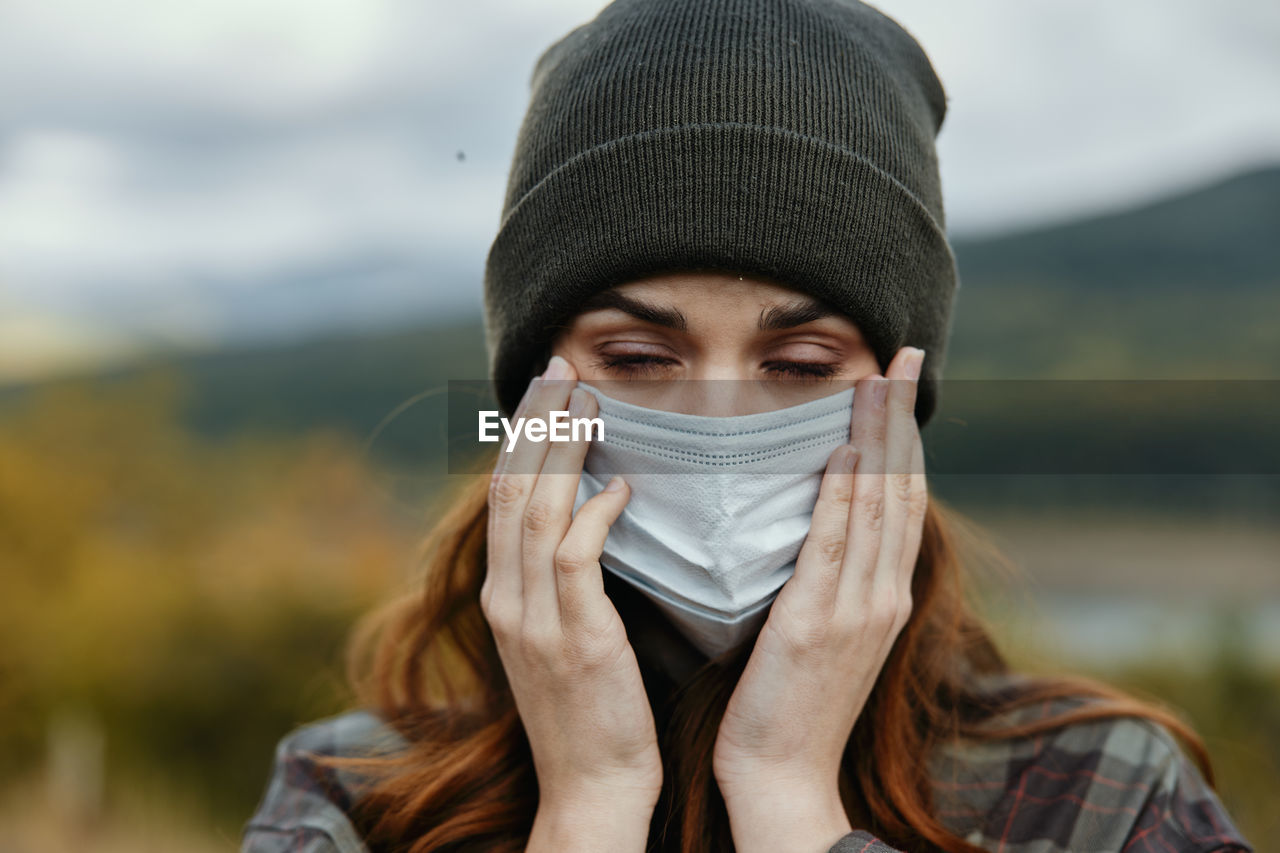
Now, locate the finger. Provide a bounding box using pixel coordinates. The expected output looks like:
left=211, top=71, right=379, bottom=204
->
left=506, top=358, right=577, bottom=630
left=485, top=365, right=546, bottom=611
left=790, top=443, right=860, bottom=619
left=493, top=365, right=541, bottom=471
left=555, top=475, right=631, bottom=636
left=871, top=348, right=924, bottom=611
left=488, top=365, right=543, bottom=530
left=520, top=386, right=599, bottom=625
left=898, top=431, right=928, bottom=605
left=504, top=356, right=578, bottom=477
left=491, top=356, right=578, bottom=622
left=836, top=371, right=889, bottom=609
left=488, top=356, right=576, bottom=609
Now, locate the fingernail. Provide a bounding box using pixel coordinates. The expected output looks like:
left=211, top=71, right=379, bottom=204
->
left=568, top=387, right=589, bottom=417
left=842, top=445, right=859, bottom=473
left=905, top=348, right=925, bottom=381
left=544, top=355, right=571, bottom=381
left=605, top=475, right=627, bottom=493
left=872, top=376, right=890, bottom=407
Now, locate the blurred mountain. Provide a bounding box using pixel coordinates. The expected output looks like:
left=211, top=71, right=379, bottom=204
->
left=943, top=163, right=1280, bottom=380
left=950, top=162, right=1280, bottom=291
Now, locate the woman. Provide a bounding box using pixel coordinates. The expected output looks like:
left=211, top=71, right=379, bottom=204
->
left=242, top=1, right=1254, bottom=851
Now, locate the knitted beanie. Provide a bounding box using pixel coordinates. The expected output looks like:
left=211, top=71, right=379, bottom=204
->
left=483, top=0, right=959, bottom=426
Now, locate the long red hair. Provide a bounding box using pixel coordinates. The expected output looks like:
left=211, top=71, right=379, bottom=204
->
left=313, top=465, right=1216, bottom=852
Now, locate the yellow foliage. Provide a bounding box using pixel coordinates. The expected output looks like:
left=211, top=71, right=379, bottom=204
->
left=0, top=370, right=425, bottom=826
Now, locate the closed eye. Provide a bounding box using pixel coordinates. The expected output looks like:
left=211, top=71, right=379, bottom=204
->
left=592, top=353, right=678, bottom=376
left=593, top=353, right=839, bottom=381
left=762, top=361, right=839, bottom=380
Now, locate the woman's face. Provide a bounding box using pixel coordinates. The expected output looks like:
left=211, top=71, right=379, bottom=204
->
left=549, top=271, right=880, bottom=414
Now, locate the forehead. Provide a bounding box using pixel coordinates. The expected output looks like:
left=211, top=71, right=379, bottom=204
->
left=609, top=270, right=805, bottom=303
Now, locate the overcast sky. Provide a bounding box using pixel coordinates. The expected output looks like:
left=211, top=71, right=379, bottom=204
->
left=1, top=0, right=1278, bottom=380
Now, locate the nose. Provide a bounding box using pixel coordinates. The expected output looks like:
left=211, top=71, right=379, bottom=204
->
left=684, top=360, right=758, bottom=416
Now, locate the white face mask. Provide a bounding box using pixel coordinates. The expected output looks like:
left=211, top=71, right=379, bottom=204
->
left=571, top=382, right=855, bottom=659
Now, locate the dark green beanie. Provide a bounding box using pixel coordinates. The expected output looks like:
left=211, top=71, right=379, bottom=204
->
left=483, top=0, right=959, bottom=426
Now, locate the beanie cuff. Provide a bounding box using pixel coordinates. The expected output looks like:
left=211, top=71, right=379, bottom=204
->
left=484, top=121, right=958, bottom=425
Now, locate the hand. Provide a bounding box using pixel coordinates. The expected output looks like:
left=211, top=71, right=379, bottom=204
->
left=481, top=355, right=662, bottom=849
left=711, top=347, right=929, bottom=853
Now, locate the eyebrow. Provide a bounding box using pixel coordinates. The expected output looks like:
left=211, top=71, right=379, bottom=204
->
left=576, top=290, right=836, bottom=333
left=578, top=290, right=689, bottom=331
left=758, top=298, right=835, bottom=330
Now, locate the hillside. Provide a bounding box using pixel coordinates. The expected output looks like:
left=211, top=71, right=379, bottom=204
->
left=950, top=163, right=1280, bottom=292
left=942, top=164, right=1280, bottom=380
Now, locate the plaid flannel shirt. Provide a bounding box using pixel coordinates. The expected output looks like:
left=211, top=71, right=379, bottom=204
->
left=242, top=671, right=1254, bottom=853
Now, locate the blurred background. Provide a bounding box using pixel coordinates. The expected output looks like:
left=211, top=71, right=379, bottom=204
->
left=1, top=0, right=1277, bottom=849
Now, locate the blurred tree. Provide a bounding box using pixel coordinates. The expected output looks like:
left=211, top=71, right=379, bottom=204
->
left=0, top=368, right=423, bottom=827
